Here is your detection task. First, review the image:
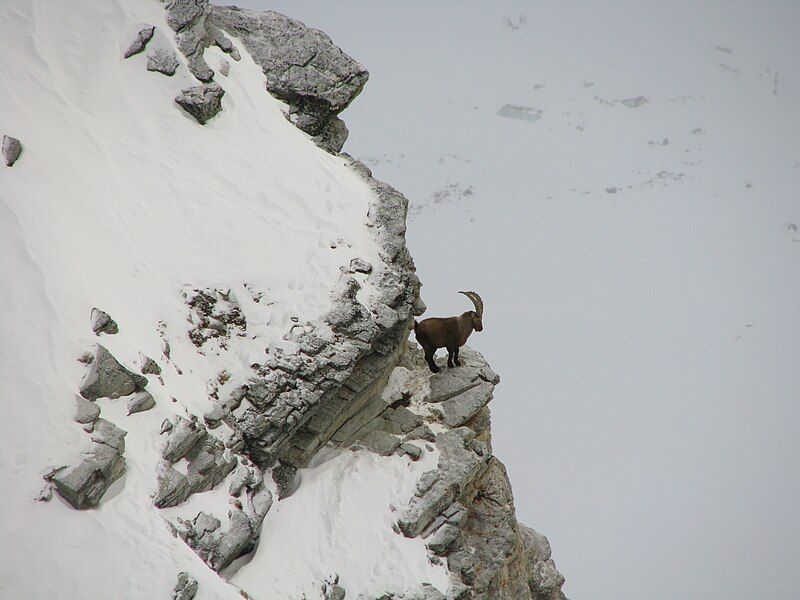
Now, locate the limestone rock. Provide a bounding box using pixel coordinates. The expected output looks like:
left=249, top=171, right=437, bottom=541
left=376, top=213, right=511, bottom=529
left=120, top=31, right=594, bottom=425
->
left=73, top=395, right=100, bottom=424
left=430, top=382, right=494, bottom=429
left=175, top=83, right=224, bottom=124
left=139, top=353, right=161, bottom=375
left=359, top=430, right=401, bottom=456
left=90, top=418, right=127, bottom=453
left=272, top=462, right=297, bottom=499
left=172, top=572, right=198, bottom=600
left=79, top=345, right=147, bottom=401
left=349, top=257, right=373, bottom=274
left=123, top=25, right=155, bottom=58
left=3, top=135, right=22, bottom=167
left=51, top=443, right=125, bottom=509
left=209, top=7, right=368, bottom=152
left=127, top=390, right=156, bottom=415
left=147, top=47, right=180, bottom=75
left=90, top=308, right=118, bottom=335
left=165, top=0, right=208, bottom=32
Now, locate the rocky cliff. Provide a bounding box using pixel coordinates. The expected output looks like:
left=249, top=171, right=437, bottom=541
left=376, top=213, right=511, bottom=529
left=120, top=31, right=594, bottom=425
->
left=0, top=1, right=566, bottom=598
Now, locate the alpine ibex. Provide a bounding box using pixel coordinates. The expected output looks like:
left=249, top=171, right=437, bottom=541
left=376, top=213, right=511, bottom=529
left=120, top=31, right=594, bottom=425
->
left=413, top=291, right=484, bottom=373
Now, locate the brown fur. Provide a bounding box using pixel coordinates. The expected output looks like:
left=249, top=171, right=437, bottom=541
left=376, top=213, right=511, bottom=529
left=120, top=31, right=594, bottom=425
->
left=414, top=310, right=483, bottom=373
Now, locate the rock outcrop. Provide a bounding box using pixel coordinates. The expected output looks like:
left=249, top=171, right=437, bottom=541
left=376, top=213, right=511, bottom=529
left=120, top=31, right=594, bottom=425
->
left=79, top=344, right=148, bottom=401
left=3, top=135, right=22, bottom=167
left=123, top=25, right=155, bottom=58
left=147, top=47, right=180, bottom=75
left=175, top=83, right=225, bottom=124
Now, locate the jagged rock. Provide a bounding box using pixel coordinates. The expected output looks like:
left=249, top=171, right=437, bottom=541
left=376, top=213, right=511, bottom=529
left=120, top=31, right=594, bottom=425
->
left=90, top=418, right=127, bottom=452
left=165, top=0, right=208, bottom=32
left=77, top=351, right=94, bottom=364
left=90, top=308, right=118, bottom=335
left=73, top=395, right=100, bottom=424
left=147, top=47, right=180, bottom=75
left=430, top=382, right=494, bottom=429
left=79, top=345, right=147, bottom=401
left=3, top=135, right=22, bottom=167
left=175, top=83, right=224, bottom=124
left=154, top=461, right=191, bottom=509
left=155, top=418, right=236, bottom=507
left=210, top=26, right=240, bottom=59
left=360, top=430, right=401, bottom=456
left=404, top=424, right=436, bottom=443
left=139, top=353, right=161, bottom=375
left=210, top=508, right=253, bottom=571
left=172, top=572, right=198, bottom=600
left=161, top=417, right=206, bottom=462
left=272, top=462, right=297, bottom=499
left=398, top=442, right=422, bottom=461
left=209, top=7, right=368, bottom=152
left=185, top=288, right=245, bottom=346
left=519, top=525, right=567, bottom=600
left=123, top=25, right=155, bottom=58
left=349, top=257, right=373, bottom=274
left=51, top=443, right=125, bottom=509
left=427, top=523, right=460, bottom=556
left=399, top=428, right=490, bottom=538
left=218, top=58, right=230, bottom=76
left=326, top=584, right=346, bottom=600
left=127, top=390, right=155, bottom=415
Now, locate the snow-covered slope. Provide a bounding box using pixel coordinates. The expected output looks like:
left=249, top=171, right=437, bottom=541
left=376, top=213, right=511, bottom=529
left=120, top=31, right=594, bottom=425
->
left=1, top=2, right=565, bottom=599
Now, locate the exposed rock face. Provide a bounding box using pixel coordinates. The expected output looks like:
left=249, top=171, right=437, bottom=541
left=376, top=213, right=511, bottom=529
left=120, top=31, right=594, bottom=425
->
left=123, top=25, right=155, bottom=58
left=3, top=135, right=22, bottom=167
left=90, top=307, right=118, bottom=335
left=154, top=416, right=236, bottom=508
left=208, top=7, right=368, bottom=153
left=147, top=47, right=180, bottom=75
left=172, top=572, right=198, bottom=600
left=79, top=344, right=148, bottom=400
left=175, top=83, right=224, bottom=124
left=51, top=436, right=126, bottom=509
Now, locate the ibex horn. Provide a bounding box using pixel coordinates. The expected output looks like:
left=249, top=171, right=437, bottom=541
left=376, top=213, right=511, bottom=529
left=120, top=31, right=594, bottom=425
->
left=459, top=291, right=483, bottom=316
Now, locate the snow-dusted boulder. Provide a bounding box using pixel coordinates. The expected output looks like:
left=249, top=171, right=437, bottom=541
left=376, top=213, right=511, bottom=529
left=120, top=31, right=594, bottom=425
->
left=51, top=443, right=125, bottom=509
left=79, top=345, right=147, bottom=400
left=2, top=134, right=22, bottom=166
left=175, top=83, right=224, bottom=124
left=122, top=25, right=155, bottom=58
left=90, top=307, right=118, bottom=335
left=147, top=47, right=180, bottom=75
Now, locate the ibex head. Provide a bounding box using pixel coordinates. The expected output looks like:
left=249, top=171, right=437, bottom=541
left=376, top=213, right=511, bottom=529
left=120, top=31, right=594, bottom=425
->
left=459, top=290, right=484, bottom=332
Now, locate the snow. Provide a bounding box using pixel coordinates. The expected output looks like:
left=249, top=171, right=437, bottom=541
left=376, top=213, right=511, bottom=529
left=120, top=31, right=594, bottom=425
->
left=232, top=448, right=448, bottom=599
left=0, top=1, right=435, bottom=598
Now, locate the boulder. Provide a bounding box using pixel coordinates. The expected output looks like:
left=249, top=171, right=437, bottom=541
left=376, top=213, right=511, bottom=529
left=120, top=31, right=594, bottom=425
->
left=165, top=0, right=208, bottom=32
left=127, top=390, right=156, bottom=415
left=90, top=308, right=118, bottom=335
left=139, top=353, right=161, bottom=375
left=90, top=418, right=127, bottom=452
left=73, top=395, right=100, bottom=424
left=79, top=345, right=147, bottom=401
left=3, top=135, right=22, bottom=167
left=147, top=48, right=180, bottom=75
left=51, top=444, right=125, bottom=509
left=175, top=83, right=225, bottom=124
left=172, top=572, right=198, bottom=600
left=123, top=25, right=155, bottom=58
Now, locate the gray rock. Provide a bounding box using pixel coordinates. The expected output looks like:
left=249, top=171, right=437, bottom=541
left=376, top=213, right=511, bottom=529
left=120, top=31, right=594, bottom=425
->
left=349, top=257, right=373, bottom=274
left=430, top=382, right=494, bottom=429
left=147, top=47, right=180, bottom=75
left=427, top=523, right=460, bottom=555
left=123, top=25, right=155, bottom=58
left=404, top=424, right=436, bottom=443
left=210, top=508, right=254, bottom=571
left=2, top=135, right=22, bottom=167
left=272, top=462, right=297, bottom=499
left=399, top=442, right=422, bottom=461
left=165, top=0, right=208, bottom=32
left=519, top=524, right=567, bottom=599
left=175, top=83, right=225, bottom=124
left=172, top=572, right=198, bottom=600
left=90, top=418, right=127, bottom=453
left=79, top=345, right=147, bottom=401
left=90, top=308, right=118, bottom=335
left=139, top=353, right=161, bottom=375
left=327, top=584, right=346, bottom=600
left=154, top=461, right=191, bottom=509
left=161, top=417, right=206, bottom=462
left=73, top=395, right=100, bottom=424
left=398, top=428, right=490, bottom=538
left=218, top=58, right=230, bottom=76
left=359, top=430, right=401, bottom=456
left=209, top=7, right=368, bottom=152
left=51, top=443, right=125, bottom=509
left=127, top=390, right=156, bottom=415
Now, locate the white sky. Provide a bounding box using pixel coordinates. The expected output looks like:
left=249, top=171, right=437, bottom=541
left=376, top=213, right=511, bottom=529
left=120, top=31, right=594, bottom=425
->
left=222, top=2, right=800, bottom=598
